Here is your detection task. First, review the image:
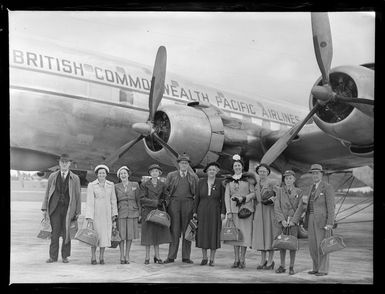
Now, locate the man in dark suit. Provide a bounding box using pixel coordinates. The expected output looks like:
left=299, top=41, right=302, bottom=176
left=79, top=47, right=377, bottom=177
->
left=41, top=154, right=81, bottom=263
left=303, top=164, right=335, bottom=276
left=163, top=153, right=199, bottom=264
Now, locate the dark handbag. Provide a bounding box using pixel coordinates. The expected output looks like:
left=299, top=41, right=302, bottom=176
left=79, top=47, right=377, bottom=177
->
left=272, top=226, right=299, bottom=251
left=220, top=219, right=242, bottom=241
left=146, top=204, right=171, bottom=228
left=261, top=190, right=275, bottom=205
left=69, top=220, right=78, bottom=240
left=109, top=225, right=121, bottom=248
left=37, top=214, right=52, bottom=239
left=320, top=229, right=346, bottom=255
left=75, top=220, right=98, bottom=247
left=238, top=207, right=252, bottom=219
left=184, top=218, right=198, bottom=242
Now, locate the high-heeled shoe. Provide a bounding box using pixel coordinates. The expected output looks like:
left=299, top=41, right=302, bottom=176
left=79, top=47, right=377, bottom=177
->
left=209, top=260, right=214, bottom=267
left=99, top=259, right=105, bottom=265
left=231, top=261, right=240, bottom=268
left=144, top=259, right=150, bottom=265
left=120, top=259, right=125, bottom=264
left=154, top=257, right=163, bottom=264
left=257, top=261, right=267, bottom=270
left=91, top=259, right=97, bottom=265
left=264, top=261, right=275, bottom=270
left=239, top=261, right=246, bottom=269
left=200, top=259, right=208, bottom=265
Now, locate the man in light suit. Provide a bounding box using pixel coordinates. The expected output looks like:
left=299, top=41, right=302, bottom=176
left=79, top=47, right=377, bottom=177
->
left=41, top=154, right=81, bottom=263
left=303, top=164, right=335, bottom=276
left=163, top=153, right=199, bottom=264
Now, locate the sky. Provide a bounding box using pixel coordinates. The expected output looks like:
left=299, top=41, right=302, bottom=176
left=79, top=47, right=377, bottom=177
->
left=9, top=11, right=374, bottom=108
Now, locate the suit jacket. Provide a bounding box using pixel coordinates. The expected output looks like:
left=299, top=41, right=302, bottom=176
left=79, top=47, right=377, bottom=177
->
left=139, top=179, right=170, bottom=219
left=115, top=181, right=140, bottom=218
left=41, top=170, right=81, bottom=243
left=274, top=186, right=303, bottom=225
left=165, top=170, right=199, bottom=199
left=304, top=181, right=335, bottom=229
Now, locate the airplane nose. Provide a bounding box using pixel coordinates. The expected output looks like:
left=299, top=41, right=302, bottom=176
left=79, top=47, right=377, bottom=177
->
left=132, top=122, right=152, bottom=136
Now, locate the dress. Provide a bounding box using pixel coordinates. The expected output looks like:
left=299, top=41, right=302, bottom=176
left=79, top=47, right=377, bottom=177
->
left=193, top=178, right=226, bottom=250
left=115, top=181, right=140, bottom=240
left=139, top=179, right=172, bottom=246
left=252, top=179, right=279, bottom=251
left=223, top=176, right=254, bottom=247
left=85, top=180, right=118, bottom=247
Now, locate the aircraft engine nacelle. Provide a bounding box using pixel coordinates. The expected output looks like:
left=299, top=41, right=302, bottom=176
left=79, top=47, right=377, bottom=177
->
left=309, top=65, right=374, bottom=157
left=143, top=103, right=224, bottom=167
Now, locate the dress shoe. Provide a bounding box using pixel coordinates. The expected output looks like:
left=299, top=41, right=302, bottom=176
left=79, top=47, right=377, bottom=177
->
left=257, top=261, right=267, bottom=270
left=163, top=258, right=174, bottom=264
left=125, top=260, right=130, bottom=264
left=275, top=266, right=286, bottom=273
left=239, top=261, right=246, bottom=269
left=91, top=259, right=97, bottom=265
left=264, top=261, right=275, bottom=270
left=154, top=257, right=163, bottom=264
left=120, top=260, right=125, bottom=264
left=315, top=272, right=327, bottom=276
left=200, top=259, right=208, bottom=265
left=209, top=260, right=214, bottom=267
left=231, top=261, right=240, bottom=268
left=307, top=270, right=318, bottom=275
left=289, top=267, right=295, bottom=275
left=144, top=259, right=150, bottom=265
left=46, top=258, right=57, bottom=263
left=182, top=258, right=194, bottom=264
left=62, top=257, right=69, bottom=263
left=99, top=259, right=105, bottom=265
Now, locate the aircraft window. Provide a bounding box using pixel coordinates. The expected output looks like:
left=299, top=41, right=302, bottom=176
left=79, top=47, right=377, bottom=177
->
left=116, top=66, right=125, bottom=73
left=251, top=117, right=263, bottom=126
left=119, top=90, right=134, bottom=104
left=270, top=122, right=281, bottom=131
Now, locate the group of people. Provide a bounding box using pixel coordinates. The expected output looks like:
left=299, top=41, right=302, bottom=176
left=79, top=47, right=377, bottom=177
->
left=41, top=152, right=335, bottom=277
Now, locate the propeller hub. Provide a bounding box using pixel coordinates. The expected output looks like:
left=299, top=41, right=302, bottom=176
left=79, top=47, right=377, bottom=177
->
left=311, top=85, right=335, bottom=104
left=132, top=122, right=152, bottom=136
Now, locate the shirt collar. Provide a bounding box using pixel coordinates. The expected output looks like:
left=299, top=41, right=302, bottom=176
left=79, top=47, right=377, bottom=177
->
left=232, top=174, right=242, bottom=180
left=180, top=170, right=187, bottom=177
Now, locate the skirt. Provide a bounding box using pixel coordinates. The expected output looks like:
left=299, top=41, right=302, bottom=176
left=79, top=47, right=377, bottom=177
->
left=118, top=217, right=139, bottom=240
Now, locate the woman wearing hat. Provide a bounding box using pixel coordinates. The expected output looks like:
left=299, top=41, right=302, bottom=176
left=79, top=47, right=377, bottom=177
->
left=115, top=166, right=141, bottom=264
left=139, top=164, right=172, bottom=264
left=192, top=162, right=226, bottom=266
left=274, top=170, right=304, bottom=275
left=252, top=163, right=278, bottom=270
left=85, top=164, right=118, bottom=265
left=223, top=155, right=255, bottom=269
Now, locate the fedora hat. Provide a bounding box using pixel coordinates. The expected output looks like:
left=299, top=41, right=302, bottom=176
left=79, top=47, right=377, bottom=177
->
left=94, top=164, right=110, bottom=174
left=177, top=153, right=191, bottom=163
left=148, top=164, right=163, bottom=174
left=283, top=170, right=295, bottom=177
left=58, top=153, right=72, bottom=162
left=309, top=164, right=324, bottom=173
left=203, top=161, right=220, bottom=173
left=117, top=166, right=130, bottom=177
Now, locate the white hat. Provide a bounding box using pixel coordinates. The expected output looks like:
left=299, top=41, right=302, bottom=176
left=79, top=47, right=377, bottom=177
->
left=94, top=164, right=110, bottom=174
left=117, top=166, right=130, bottom=177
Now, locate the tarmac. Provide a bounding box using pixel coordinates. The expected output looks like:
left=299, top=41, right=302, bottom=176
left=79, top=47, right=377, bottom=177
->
left=9, top=182, right=373, bottom=284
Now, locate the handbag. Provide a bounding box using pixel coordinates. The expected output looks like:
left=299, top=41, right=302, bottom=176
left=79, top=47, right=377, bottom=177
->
left=109, top=225, right=121, bottom=248
left=272, top=226, right=299, bottom=251
left=238, top=207, right=252, bottom=219
left=320, top=229, right=346, bottom=255
left=220, top=219, right=243, bottom=241
left=37, top=213, right=52, bottom=239
left=75, top=220, right=98, bottom=247
left=69, top=220, right=78, bottom=240
left=145, top=203, right=171, bottom=228
left=261, top=190, right=275, bottom=205
left=184, top=218, right=198, bottom=242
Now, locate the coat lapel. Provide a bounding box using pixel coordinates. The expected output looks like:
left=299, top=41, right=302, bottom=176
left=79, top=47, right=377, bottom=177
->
left=314, top=182, right=323, bottom=200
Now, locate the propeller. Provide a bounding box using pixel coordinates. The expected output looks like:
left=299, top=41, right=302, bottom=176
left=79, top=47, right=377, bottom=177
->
left=261, top=12, right=373, bottom=166
left=105, top=46, right=180, bottom=168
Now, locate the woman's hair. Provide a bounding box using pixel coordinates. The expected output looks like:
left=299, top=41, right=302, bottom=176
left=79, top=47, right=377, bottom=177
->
left=255, top=163, right=271, bottom=175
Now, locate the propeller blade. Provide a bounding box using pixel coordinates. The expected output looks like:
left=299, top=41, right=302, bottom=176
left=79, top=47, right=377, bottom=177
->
left=104, top=135, right=144, bottom=166
left=148, top=46, right=167, bottom=121
left=311, top=12, right=333, bottom=85
left=261, top=103, right=322, bottom=166
left=335, top=98, right=374, bottom=118
left=152, top=133, right=180, bottom=169
left=334, top=95, right=374, bottom=106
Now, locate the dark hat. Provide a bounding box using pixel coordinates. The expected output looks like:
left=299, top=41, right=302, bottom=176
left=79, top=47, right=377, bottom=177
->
left=255, top=163, right=271, bottom=175
left=94, top=164, right=110, bottom=174
left=309, top=164, right=324, bottom=173
left=283, top=170, right=295, bottom=177
left=148, top=164, right=163, bottom=174
left=177, top=153, right=191, bottom=163
left=203, top=161, right=220, bottom=173
left=58, top=153, right=72, bottom=162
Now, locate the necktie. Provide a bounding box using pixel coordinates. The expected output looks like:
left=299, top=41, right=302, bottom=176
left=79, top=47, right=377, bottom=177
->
left=182, top=172, right=186, bottom=178
left=62, top=172, right=66, bottom=179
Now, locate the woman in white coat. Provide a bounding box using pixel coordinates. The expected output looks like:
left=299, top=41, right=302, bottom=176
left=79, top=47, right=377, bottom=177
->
left=85, top=164, right=118, bottom=265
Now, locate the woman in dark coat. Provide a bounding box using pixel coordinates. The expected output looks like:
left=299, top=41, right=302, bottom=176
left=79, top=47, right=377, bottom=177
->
left=139, top=164, right=172, bottom=265
left=193, top=162, right=226, bottom=266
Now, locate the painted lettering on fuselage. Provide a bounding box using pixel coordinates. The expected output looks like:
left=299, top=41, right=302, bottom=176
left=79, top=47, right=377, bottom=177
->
left=11, top=48, right=301, bottom=125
